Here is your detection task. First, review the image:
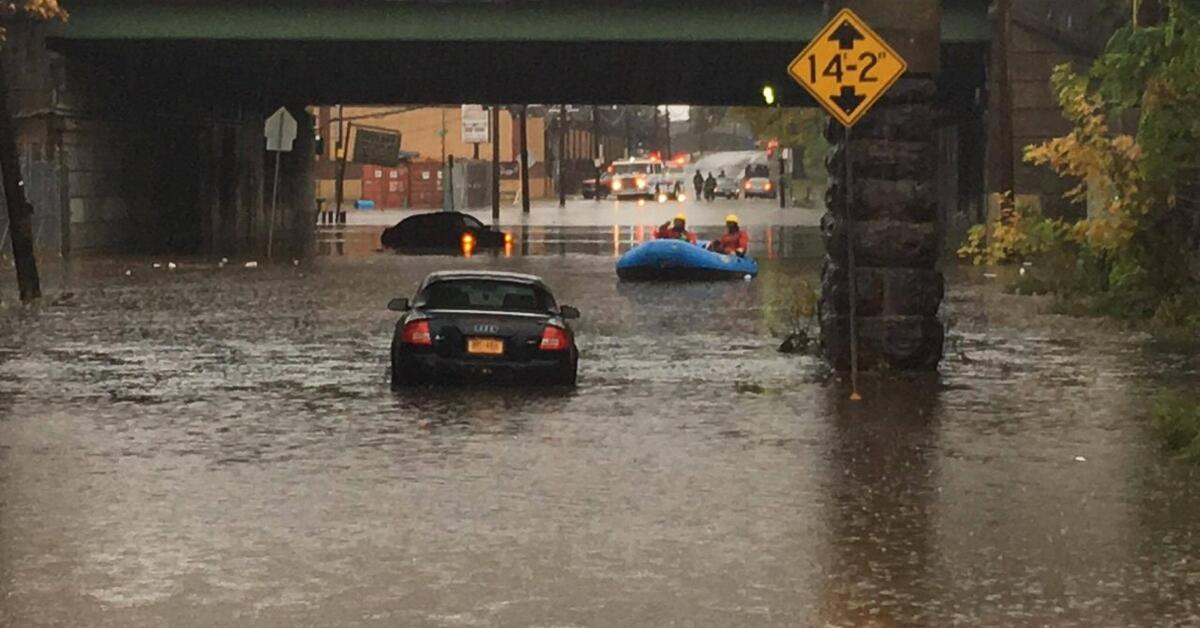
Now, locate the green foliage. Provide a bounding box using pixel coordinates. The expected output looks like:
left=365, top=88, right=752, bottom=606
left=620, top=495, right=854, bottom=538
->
left=1152, top=394, right=1200, bottom=462
left=727, top=107, right=828, bottom=179
left=957, top=199, right=1076, bottom=266
left=964, top=0, right=1200, bottom=327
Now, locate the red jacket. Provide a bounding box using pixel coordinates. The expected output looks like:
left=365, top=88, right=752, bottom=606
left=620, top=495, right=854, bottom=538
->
left=713, top=229, right=749, bottom=255
left=656, top=225, right=697, bottom=244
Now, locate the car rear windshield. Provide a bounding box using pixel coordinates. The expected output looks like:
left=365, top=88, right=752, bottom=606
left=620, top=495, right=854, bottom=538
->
left=420, top=280, right=557, bottom=313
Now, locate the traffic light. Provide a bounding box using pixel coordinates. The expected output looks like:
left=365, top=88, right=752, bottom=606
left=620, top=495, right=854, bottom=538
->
left=761, top=84, right=777, bottom=106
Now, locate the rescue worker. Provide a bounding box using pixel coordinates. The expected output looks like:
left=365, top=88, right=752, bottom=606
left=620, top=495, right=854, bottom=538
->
left=704, top=172, right=717, bottom=201
left=656, top=213, right=698, bottom=243
left=707, top=214, right=749, bottom=257
left=692, top=171, right=704, bottom=200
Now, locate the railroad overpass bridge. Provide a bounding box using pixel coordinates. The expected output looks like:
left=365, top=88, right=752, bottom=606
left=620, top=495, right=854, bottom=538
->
left=6, top=0, right=990, bottom=257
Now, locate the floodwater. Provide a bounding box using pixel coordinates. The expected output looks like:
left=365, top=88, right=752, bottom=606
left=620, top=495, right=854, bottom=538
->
left=1, top=218, right=1198, bottom=627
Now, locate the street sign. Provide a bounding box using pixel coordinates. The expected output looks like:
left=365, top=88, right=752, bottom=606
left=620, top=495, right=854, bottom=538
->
left=264, top=107, right=298, bottom=152
left=461, top=105, right=490, bottom=144
left=788, top=9, right=907, bottom=127
left=353, top=127, right=402, bottom=167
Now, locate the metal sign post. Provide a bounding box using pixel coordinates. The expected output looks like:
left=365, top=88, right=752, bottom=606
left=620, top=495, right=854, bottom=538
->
left=263, top=107, right=298, bottom=261
left=789, top=8, right=908, bottom=400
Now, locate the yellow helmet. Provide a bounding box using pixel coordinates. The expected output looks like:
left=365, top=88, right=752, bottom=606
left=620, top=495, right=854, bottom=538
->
left=726, top=214, right=740, bottom=224
left=674, top=213, right=687, bottom=221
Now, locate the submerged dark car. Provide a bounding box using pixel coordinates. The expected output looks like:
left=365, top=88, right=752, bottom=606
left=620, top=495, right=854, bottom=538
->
left=389, top=271, right=580, bottom=386
left=380, top=211, right=510, bottom=252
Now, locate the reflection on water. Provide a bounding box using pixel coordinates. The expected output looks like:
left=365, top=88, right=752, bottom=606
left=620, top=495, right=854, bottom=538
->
left=1, top=230, right=1198, bottom=626
left=317, top=224, right=825, bottom=260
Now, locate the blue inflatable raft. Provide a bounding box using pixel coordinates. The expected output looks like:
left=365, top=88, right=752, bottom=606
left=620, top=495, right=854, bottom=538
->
left=616, top=239, right=759, bottom=281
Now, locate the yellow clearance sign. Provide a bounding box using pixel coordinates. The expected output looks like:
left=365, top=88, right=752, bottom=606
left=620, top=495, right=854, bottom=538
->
left=788, top=9, right=907, bottom=127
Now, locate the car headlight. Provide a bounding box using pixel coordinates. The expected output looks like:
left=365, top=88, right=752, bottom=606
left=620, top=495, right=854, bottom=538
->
left=636, top=178, right=647, bottom=189
left=612, top=179, right=623, bottom=191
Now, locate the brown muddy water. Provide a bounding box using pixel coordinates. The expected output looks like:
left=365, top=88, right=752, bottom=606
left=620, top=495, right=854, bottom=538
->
left=0, top=224, right=1197, bottom=627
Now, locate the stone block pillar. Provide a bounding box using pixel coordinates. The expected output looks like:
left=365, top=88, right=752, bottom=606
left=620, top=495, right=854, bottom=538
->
left=820, top=0, right=945, bottom=371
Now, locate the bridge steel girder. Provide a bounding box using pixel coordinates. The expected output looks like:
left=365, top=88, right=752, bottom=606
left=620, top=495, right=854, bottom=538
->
left=47, top=0, right=989, bottom=107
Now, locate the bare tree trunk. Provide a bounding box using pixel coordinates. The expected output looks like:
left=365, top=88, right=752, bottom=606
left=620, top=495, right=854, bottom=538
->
left=0, top=53, right=41, bottom=303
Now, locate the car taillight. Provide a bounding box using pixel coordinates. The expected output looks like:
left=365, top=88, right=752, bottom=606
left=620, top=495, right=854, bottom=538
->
left=401, top=320, right=432, bottom=346
left=765, top=181, right=773, bottom=191
left=539, top=325, right=570, bottom=351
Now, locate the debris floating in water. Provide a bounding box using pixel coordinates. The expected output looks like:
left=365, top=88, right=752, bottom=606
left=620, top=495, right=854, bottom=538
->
left=244, top=261, right=259, bottom=269
left=167, top=262, right=177, bottom=270
left=124, top=270, right=132, bottom=277
left=984, top=273, right=998, bottom=279
left=1074, top=455, right=1088, bottom=462
left=293, top=260, right=300, bottom=266
left=152, top=263, right=162, bottom=269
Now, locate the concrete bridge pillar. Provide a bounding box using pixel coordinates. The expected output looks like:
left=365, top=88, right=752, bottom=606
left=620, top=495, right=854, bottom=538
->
left=820, top=0, right=945, bottom=370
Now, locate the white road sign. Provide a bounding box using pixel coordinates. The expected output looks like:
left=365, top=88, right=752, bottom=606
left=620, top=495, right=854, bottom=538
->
left=264, top=107, right=298, bottom=152
left=461, top=105, right=490, bottom=144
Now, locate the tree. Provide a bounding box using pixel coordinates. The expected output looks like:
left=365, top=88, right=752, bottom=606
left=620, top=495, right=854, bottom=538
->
left=1, top=0, right=67, bottom=302
left=1023, top=0, right=1200, bottom=301
left=689, top=106, right=728, bottom=153
left=728, top=107, right=827, bottom=177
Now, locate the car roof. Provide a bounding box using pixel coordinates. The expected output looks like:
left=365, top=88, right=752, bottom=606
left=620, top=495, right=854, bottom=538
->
left=400, top=210, right=472, bottom=223
left=422, top=270, right=548, bottom=288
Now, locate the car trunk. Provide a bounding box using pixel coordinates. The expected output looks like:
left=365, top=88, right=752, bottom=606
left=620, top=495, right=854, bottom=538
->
left=426, top=311, right=551, bottom=363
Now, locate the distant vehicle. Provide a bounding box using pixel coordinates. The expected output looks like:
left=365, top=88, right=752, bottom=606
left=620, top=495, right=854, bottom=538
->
left=712, top=175, right=741, bottom=200
left=609, top=158, right=680, bottom=200
left=743, top=177, right=776, bottom=199
left=388, top=271, right=581, bottom=386
left=380, top=211, right=510, bottom=252
left=663, top=163, right=689, bottom=199
left=581, top=169, right=611, bottom=199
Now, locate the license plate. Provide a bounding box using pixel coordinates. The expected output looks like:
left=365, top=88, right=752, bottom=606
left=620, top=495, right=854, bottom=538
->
left=467, top=337, right=504, bottom=356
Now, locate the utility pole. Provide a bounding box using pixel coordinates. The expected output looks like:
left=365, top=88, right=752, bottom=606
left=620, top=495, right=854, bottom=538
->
left=993, top=0, right=1014, bottom=220
left=591, top=105, right=601, bottom=181
left=778, top=103, right=787, bottom=209
left=664, top=106, right=672, bottom=157
left=558, top=105, right=567, bottom=208
left=518, top=105, right=531, bottom=214
left=653, top=106, right=661, bottom=154
left=0, top=57, right=41, bottom=302
left=491, top=105, right=501, bottom=222
left=624, top=108, right=632, bottom=158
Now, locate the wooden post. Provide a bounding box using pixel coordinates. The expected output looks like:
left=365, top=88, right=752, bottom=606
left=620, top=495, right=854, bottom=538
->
left=518, top=105, right=530, bottom=214
left=0, top=57, right=41, bottom=302
left=558, top=105, right=567, bottom=208
left=491, top=105, right=501, bottom=222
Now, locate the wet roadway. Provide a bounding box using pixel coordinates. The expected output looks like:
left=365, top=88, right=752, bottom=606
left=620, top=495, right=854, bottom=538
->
left=1, top=201, right=1198, bottom=627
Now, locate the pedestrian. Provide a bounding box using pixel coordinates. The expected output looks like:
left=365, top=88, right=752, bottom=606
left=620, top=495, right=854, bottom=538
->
left=704, top=172, right=717, bottom=201
left=692, top=170, right=704, bottom=200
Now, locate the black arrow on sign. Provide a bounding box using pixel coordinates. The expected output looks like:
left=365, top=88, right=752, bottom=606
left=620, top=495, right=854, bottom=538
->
left=831, top=86, right=866, bottom=116
left=828, top=20, right=865, bottom=50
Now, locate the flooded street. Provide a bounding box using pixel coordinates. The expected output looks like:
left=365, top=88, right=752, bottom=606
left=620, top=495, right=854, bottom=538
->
left=1, top=213, right=1198, bottom=626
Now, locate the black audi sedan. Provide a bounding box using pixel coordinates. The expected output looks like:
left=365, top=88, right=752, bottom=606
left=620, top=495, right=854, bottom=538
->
left=388, top=271, right=580, bottom=386
left=380, top=211, right=511, bottom=252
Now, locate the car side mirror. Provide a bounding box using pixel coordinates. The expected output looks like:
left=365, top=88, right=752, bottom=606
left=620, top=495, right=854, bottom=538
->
left=560, top=305, right=580, bottom=320
left=387, top=297, right=410, bottom=312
